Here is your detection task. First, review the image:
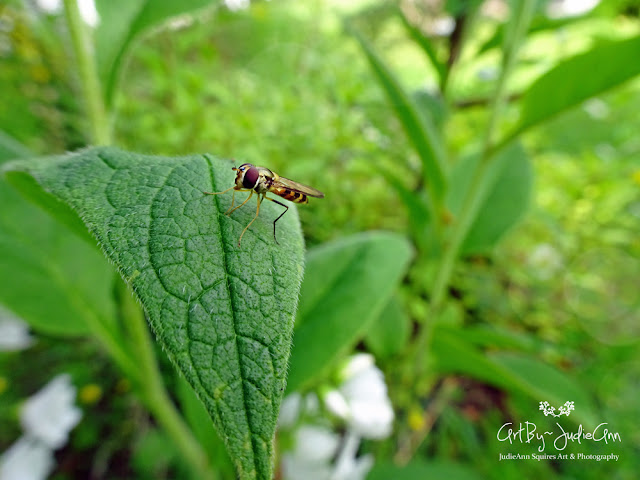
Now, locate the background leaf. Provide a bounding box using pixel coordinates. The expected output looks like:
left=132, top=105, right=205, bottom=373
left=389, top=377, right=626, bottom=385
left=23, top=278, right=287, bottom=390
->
left=448, top=142, right=533, bottom=255
left=432, top=327, right=597, bottom=425
left=287, top=232, right=413, bottom=392
left=4, top=146, right=305, bottom=480
left=349, top=27, right=447, bottom=202
left=508, top=34, right=640, bottom=140
left=0, top=146, right=114, bottom=337
left=368, top=460, right=482, bottom=480
left=176, top=375, right=235, bottom=479
left=364, top=295, right=411, bottom=359
left=95, top=0, right=216, bottom=106
left=0, top=130, right=31, bottom=163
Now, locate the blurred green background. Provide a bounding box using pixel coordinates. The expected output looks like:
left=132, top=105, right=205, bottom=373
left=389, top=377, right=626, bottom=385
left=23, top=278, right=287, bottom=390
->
left=1, top=0, right=639, bottom=479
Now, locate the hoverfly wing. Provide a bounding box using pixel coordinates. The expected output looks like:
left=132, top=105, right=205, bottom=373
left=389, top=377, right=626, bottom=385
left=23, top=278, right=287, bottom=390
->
left=275, top=176, right=324, bottom=198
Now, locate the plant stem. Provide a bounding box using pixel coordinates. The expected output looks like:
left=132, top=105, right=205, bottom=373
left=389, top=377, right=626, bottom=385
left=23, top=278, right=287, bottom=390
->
left=394, top=377, right=459, bottom=465
left=62, top=0, right=111, bottom=145
left=118, top=281, right=218, bottom=480
left=414, top=0, right=537, bottom=366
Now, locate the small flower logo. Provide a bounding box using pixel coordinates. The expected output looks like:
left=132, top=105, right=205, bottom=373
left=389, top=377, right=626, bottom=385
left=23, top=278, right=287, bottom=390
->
left=539, top=401, right=575, bottom=417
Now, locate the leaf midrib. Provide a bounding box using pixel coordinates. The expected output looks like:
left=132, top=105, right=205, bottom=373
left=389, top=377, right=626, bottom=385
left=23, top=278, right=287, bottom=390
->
left=204, top=154, right=258, bottom=474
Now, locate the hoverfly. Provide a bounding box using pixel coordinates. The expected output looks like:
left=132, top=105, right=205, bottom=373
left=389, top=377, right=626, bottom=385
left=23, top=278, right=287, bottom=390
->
left=204, top=163, right=324, bottom=247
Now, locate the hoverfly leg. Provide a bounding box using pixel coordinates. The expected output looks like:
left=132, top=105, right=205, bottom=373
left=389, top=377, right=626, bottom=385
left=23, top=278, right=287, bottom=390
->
left=203, top=185, right=240, bottom=214
left=238, top=194, right=262, bottom=247
left=203, top=185, right=234, bottom=196
left=226, top=190, right=253, bottom=216
left=264, top=196, right=288, bottom=245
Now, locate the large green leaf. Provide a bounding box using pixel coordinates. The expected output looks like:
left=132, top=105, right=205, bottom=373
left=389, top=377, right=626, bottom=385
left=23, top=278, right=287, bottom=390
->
left=448, top=142, right=533, bottom=254
left=4, top=147, right=305, bottom=480
left=287, top=232, right=413, bottom=393
left=506, top=34, right=640, bottom=143
left=95, top=0, right=217, bottom=106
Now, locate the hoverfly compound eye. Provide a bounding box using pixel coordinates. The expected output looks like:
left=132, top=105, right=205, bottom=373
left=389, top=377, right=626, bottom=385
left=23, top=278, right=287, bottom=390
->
left=243, top=166, right=260, bottom=189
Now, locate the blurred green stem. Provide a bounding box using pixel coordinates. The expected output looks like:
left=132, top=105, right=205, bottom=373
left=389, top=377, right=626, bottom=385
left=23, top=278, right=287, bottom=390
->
left=414, top=0, right=537, bottom=369
left=62, top=0, right=111, bottom=145
left=118, top=281, right=218, bottom=480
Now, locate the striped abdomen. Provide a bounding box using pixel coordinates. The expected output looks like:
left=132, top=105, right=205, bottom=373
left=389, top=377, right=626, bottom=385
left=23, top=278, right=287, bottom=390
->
left=272, top=186, right=308, bottom=204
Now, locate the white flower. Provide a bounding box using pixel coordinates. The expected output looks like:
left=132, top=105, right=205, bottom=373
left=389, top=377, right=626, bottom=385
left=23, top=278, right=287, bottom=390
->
left=304, top=392, right=320, bottom=415
left=77, top=0, right=99, bottom=28
left=332, top=431, right=373, bottom=480
left=431, top=17, right=455, bottom=36
left=281, top=426, right=372, bottom=480
left=21, top=375, right=82, bottom=449
left=583, top=98, right=609, bottom=119
left=335, top=354, right=394, bottom=439
left=0, top=436, right=54, bottom=480
left=528, top=243, right=563, bottom=280
left=278, top=393, right=302, bottom=429
left=546, top=0, right=600, bottom=18
left=0, top=311, right=33, bottom=351
left=34, top=0, right=62, bottom=14
left=292, top=425, right=340, bottom=463
left=224, top=0, right=250, bottom=11
left=323, top=389, right=350, bottom=419
left=282, top=425, right=339, bottom=480
left=35, top=0, right=99, bottom=27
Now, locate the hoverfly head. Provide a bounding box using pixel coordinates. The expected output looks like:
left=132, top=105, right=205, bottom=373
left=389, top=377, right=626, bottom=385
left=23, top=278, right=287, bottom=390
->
left=235, top=163, right=260, bottom=190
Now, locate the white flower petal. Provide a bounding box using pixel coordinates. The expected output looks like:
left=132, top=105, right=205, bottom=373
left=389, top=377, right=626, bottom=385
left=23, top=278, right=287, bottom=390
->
left=78, top=0, right=99, bottom=27
left=338, top=356, right=394, bottom=440
left=341, top=368, right=387, bottom=400
left=282, top=453, right=333, bottom=480
left=278, top=393, right=302, bottom=429
left=35, top=0, right=62, bottom=14
left=0, top=437, right=54, bottom=480
left=224, top=0, right=250, bottom=11
left=323, top=389, right=350, bottom=420
left=293, top=425, right=340, bottom=463
left=0, top=313, right=33, bottom=352
left=348, top=400, right=394, bottom=439
left=340, top=354, right=374, bottom=381
left=547, top=0, right=600, bottom=18
left=331, top=431, right=374, bottom=480
left=21, top=375, right=82, bottom=449
left=304, top=392, right=320, bottom=414
left=528, top=243, right=563, bottom=280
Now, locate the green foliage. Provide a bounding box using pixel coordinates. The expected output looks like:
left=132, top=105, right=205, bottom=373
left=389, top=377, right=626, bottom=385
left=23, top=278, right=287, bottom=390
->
left=368, top=460, right=481, bottom=480
left=448, top=142, right=533, bottom=254
left=94, top=0, right=216, bottom=107
left=2, top=1, right=640, bottom=479
left=5, top=147, right=305, bottom=479
left=365, top=295, right=411, bottom=359
left=0, top=180, right=115, bottom=336
left=509, top=34, right=640, bottom=143
left=287, top=232, right=412, bottom=392
left=0, top=139, right=115, bottom=337
left=432, top=327, right=596, bottom=425
left=350, top=25, right=447, bottom=216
